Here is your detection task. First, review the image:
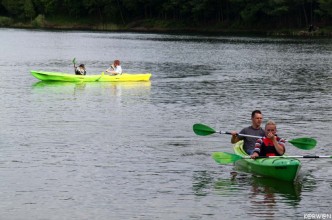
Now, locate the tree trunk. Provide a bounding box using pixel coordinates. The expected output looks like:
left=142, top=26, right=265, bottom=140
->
left=302, top=3, right=308, bottom=27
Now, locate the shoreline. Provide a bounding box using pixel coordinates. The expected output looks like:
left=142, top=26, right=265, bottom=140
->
left=1, top=18, right=331, bottom=37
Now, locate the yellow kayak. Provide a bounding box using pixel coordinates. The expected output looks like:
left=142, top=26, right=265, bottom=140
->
left=31, top=70, right=152, bottom=82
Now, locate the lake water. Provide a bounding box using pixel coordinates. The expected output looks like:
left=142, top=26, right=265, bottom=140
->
left=0, top=28, right=331, bottom=220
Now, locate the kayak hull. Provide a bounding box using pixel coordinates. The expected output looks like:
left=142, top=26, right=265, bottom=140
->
left=233, top=141, right=301, bottom=182
left=31, top=71, right=152, bottom=82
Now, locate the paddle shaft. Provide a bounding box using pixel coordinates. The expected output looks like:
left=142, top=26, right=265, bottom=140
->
left=95, top=72, right=104, bottom=81
left=196, top=123, right=299, bottom=141
left=221, top=130, right=293, bottom=143
left=222, top=131, right=259, bottom=138
left=72, top=58, right=76, bottom=68
left=193, top=123, right=317, bottom=150
left=242, top=155, right=332, bottom=159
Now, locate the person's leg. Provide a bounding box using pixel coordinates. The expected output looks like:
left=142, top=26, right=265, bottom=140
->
left=246, top=149, right=254, bottom=155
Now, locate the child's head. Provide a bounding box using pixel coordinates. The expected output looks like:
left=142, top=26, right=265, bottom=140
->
left=114, top=60, right=120, bottom=66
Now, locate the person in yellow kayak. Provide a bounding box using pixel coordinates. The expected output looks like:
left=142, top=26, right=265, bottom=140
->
left=106, top=60, right=122, bottom=75
left=230, top=110, right=265, bottom=155
left=250, top=120, right=286, bottom=158
left=74, top=64, right=86, bottom=75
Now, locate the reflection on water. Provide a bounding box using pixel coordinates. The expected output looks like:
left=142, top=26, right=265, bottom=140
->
left=252, top=176, right=303, bottom=206
left=247, top=177, right=302, bottom=219
left=33, top=80, right=151, bottom=89
left=192, top=171, right=214, bottom=196
left=214, top=174, right=301, bottom=198
left=32, top=81, right=151, bottom=96
left=191, top=166, right=325, bottom=219
left=190, top=169, right=305, bottom=218
left=298, top=172, right=319, bottom=192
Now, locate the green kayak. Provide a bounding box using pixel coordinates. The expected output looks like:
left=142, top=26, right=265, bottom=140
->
left=233, top=141, right=301, bottom=182
left=31, top=70, right=152, bottom=82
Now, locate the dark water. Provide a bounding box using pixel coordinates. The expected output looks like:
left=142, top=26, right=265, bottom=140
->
left=0, top=28, right=331, bottom=219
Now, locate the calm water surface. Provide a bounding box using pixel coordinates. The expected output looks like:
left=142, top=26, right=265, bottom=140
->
left=0, top=28, right=331, bottom=220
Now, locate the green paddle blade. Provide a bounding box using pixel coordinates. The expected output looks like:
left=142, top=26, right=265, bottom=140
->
left=72, top=58, right=76, bottom=64
left=193, top=123, right=216, bottom=136
left=288, top=137, right=317, bottom=150
left=212, top=152, right=243, bottom=164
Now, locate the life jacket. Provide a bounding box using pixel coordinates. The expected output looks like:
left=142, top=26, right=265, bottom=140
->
left=75, top=67, right=86, bottom=75
left=75, top=68, right=82, bottom=75
left=259, top=137, right=283, bottom=156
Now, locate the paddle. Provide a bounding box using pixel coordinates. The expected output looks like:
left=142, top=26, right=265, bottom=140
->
left=212, top=152, right=332, bottom=165
left=95, top=72, right=104, bottom=81
left=193, top=123, right=317, bottom=150
left=72, top=57, right=76, bottom=68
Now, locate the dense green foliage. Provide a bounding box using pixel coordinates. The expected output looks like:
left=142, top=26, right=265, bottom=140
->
left=0, top=0, right=331, bottom=30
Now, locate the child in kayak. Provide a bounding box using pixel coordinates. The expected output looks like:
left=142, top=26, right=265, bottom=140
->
left=251, top=120, right=286, bottom=158
left=74, top=64, right=86, bottom=75
left=106, top=60, right=122, bottom=75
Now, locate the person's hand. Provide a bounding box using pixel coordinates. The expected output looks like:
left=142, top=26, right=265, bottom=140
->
left=251, top=152, right=259, bottom=159
left=267, top=132, right=275, bottom=140
left=230, top=131, right=238, bottom=137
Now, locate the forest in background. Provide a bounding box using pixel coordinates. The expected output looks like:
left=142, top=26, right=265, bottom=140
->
left=0, top=0, right=332, bottom=35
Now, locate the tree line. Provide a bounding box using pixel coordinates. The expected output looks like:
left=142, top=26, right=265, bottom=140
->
left=0, top=0, right=331, bottom=30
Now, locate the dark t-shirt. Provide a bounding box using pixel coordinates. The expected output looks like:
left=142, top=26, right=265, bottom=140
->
left=238, top=126, right=265, bottom=154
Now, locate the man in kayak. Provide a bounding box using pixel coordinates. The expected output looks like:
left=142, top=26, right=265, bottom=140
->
left=106, top=60, right=122, bottom=75
left=250, top=120, right=286, bottom=158
left=74, top=64, right=86, bottom=75
left=230, top=110, right=265, bottom=154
